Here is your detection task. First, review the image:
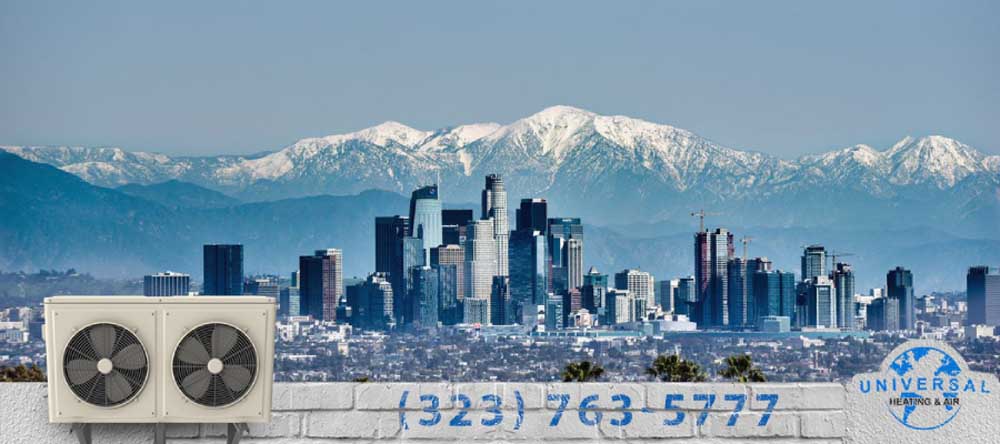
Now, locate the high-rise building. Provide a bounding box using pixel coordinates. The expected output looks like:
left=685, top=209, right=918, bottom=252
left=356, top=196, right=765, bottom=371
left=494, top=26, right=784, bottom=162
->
left=801, top=245, right=826, bottom=281
left=867, top=297, right=900, bottom=331
left=246, top=277, right=279, bottom=299
left=143, top=271, right=190, bottom=296
left=516, top=198, right=548, bottom=233
left=279, top=287, right=300, bottom=317
left=434, top=263, right=461, bottom=325
left=409, top=185, right=443, bottom=264
left=299, top=249, right=343, bottom=321
left=399, top=237, right=425, bottom=324
left=375, top=216, right=409, bottom=273
left=615, top=269, right=655, bottom=309
left=726, top=258, right=748, bottom=328
left=482, top=174, right=509, bottom=277
left=441, top=209, right=473, bottom=246
left=547, top=217, right=583, bottom=293
left=804, top=276, right=836, bottom=328
left=464, top=297, right=490, bottom=325
left=509, top=229, right=547, bottom=315
left=674, top=277, right=696, bottom=316
left=831, top=263, right=856, bottom=330
left=967, top=266, right=1000, bottom=326
left=203, top=244, right=244, bottom=295
left=561, top=287, right=582, bottom=327
left=431, top=244, right=465, bottom=300
left=545, top=293, right=564, bottom=330
left=564, top=239, right=584, bottom=290
left=490, top=276, right=513, bottom=325
left=464, top=219, right=496, bottom=322
left=581, top=267, right=608, bottom=314
left=410, top=266, right=440, bottom=327
left=694, top=228, right=733, bottom=328
left=347, top=272, right=394, bottom=330
left=604, top=289, right=630, bottom=325
left=751, top=270, right=796, bottom=329
left=887, top=266, right=915, bottom=330
left=656, top=280, right=678, bottom=312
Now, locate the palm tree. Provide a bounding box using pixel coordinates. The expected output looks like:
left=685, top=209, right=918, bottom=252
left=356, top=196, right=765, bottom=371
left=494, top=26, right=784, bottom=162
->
left=561, top=361, right=605, bottom=382
left=646, top=354, right=707, bottom=382
left=719, top=354, right=767, bottom=383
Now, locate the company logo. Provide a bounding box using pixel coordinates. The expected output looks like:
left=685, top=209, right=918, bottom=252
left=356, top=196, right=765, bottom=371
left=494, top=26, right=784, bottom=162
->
left=855, top=341, right=991, bottom=430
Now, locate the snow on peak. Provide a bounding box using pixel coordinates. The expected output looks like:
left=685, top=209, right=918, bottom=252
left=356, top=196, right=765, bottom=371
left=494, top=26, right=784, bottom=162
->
left=328, top=121, right=431, bottom=148
left=885, top=135, right=984, bottom=187
left=417, top=123, right=502, bottom=152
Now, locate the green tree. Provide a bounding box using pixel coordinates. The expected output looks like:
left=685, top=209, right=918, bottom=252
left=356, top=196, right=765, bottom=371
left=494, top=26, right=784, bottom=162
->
left=719, top=354, right=766, bottom=383
left=561, top=361, right=605, bottom=382
left=0, top=364, right=46, bottom=382
left=646, top=354, right=707, bottom=382
left=352, top=376, right=371, bottom=383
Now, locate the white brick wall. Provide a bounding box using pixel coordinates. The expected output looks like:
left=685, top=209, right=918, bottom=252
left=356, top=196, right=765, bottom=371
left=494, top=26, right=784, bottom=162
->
left=0, top=380, right=995, bottom=443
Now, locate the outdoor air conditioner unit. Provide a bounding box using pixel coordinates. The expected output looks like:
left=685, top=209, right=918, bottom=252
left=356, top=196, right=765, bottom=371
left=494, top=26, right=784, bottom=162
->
left=44, top=296, right=276, bottom=444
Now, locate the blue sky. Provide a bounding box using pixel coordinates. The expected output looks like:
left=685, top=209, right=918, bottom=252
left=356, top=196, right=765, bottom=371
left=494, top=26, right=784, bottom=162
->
left=2, top=0, right=997, bottom=157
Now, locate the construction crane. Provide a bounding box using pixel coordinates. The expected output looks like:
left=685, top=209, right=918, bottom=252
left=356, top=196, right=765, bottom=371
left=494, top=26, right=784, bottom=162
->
left=690, top=209, right=721, bottom=232
left=829, top=251, right=855, bottom=271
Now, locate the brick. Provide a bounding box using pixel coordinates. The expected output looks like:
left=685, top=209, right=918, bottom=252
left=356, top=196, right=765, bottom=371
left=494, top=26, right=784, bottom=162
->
left=355, top=382, right=453, bottom=410
left=699, top=411, right=798, bottom=438
left=272, top=382, right=354, bottom=410
left=749, top=383, right=845, bottom=410
left=203, top=413, right=300, bottom=438
left=800, top=410, right=846, bottom=438
left=545, top=383, right=583, bottom=409
left=503, top=408, right=601, bottom=440
left=599, top=406, right=696, bottom=439
left=503, top=382, right=546, bottom=410
left=645, top=383, right=750, bottom=411
left=305, top=410, right=400, bottom=438
left=165, top=423, right=200, bottom=438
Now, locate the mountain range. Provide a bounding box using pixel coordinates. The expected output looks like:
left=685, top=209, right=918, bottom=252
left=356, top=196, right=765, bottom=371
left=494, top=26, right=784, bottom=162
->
left=2, top=106, right=999, bottom=292
left=4, top=105, right=998, bottom=236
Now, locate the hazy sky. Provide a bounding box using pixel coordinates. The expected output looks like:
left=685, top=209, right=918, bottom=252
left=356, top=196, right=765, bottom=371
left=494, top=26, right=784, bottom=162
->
left=2, top=1, right=998, bottom=157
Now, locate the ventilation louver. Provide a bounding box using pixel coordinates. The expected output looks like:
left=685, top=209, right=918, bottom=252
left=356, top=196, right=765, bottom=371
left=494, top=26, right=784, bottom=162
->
left=172, top=323, right=258, bottom=407
left=63, top=323, right=149, bottom=407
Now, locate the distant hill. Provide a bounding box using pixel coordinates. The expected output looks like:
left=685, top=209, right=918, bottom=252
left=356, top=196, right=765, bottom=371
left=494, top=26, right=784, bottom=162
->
left=117, top=180, right=241, bottom=209
left=2, top=151, right=997, bottom=292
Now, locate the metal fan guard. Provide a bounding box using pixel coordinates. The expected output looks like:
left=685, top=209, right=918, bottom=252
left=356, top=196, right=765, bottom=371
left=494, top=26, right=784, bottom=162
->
left=62, top=322, right=149, bottom=408
left=170, top=322, right=259, bottom=408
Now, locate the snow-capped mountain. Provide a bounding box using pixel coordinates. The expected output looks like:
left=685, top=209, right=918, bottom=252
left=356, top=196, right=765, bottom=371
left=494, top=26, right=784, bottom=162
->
left=3, top=105, right=998, bottom=232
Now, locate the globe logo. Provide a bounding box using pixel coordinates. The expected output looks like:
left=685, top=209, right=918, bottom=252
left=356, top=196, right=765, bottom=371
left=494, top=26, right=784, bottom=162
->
left=885, top=346, right=962, bottom=430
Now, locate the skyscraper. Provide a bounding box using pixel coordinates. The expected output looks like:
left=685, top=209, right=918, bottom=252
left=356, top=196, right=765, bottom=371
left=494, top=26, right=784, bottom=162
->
left=465, top=219, right=497, bottom=320
left=967, top=266, right=1000, bottom=326
left=615, top=269, right=655, bottom=310
left=564, top=238, right=584, bottom=291
left=490, top=276, right=513, bottom=325
left=867, top=297, right=900, bottom=331
left=143, top=271, right=190, bottom=296
left=804, top=275, right=836, bottom=328
left=482, top=174, right=509, bottom=277
left=694, top=228, right=733, bottom=328
left=656, top=280, right=678, bottom=313
left=801, top=245, right=826, bottom=281
left=399, top=237, right=425, bottom=323
left=203, top=244, right=244, bottom=295
left=409, top=185, right=443, bottom=264
left=348, top=272, right=394, bottom=330
left=431, top=244, right=465, bottom=300
left=410, top=266, right=440, bottom=327
left=516, top=198, right=548, bottom=233
left=441, top=209, right=473, bottom=246
left=299, top=249, right=343, bottom=321
left=509, top=229, right=547, bottom=314
left=434, top=262, right=461, bottom=325
left=751, top=270, right=796, bottom=329
left=726, top=258, right=748, bottom=328
left=674, top=277, right=696, bottom=316
left=887, top=266, right=914, bottom=330
left=375, top=216, right=409, bottom=273
left=581, top=267, right=608, bottom=314
left=831, top=263, right=856, bottom=330
left=547, top=217, right=583, bottom=294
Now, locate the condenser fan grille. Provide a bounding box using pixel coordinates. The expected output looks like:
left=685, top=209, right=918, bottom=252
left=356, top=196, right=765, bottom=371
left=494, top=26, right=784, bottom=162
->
left=63, top=323, right=148, bottom=407
left=172, top=323, right=257, bottom=407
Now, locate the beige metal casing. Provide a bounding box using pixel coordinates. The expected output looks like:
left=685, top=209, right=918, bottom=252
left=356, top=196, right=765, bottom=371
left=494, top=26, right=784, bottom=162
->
left=44, top=296, right=276, bottom=424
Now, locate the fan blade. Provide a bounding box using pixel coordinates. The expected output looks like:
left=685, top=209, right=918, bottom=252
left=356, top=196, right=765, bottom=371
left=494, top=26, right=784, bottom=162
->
left=105, top=371, right=132, bottom=403
left=65, top=359, right=99, bottom=385
left=177, top=336, right=210, bottom=364
left=89, top=324, right=116, bottom=358
left=112, top=343, right=146, bottom=370
left=221, top=365, right=253, bottom=393
left=211, top=325, right=239, bottom=358
left=181, top=369, right=212, bottom=399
